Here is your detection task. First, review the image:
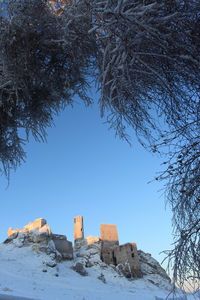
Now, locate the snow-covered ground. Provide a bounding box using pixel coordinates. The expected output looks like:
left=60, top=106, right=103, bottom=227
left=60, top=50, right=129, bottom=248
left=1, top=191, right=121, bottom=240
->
left=0, top=241, right=194, bottom=300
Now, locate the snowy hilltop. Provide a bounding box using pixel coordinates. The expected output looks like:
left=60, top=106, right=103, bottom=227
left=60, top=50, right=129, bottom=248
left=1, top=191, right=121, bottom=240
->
left=0, top=218, right=192, bottom=300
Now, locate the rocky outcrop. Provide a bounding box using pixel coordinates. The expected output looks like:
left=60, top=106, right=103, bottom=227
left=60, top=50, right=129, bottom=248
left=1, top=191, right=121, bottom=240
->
left=72, top=239, right=171, bottom=291
left=98, top=273, right=106, bottom=283
left=52, top=234, right=73, bottom=260
left=138, top=250, right=170, bottom=281
left=113, top=243, right=142, bottom=278
left=4, top=228, right=61, bottom=266
left=8, top=218, right=51, bottom=236
left=3, top=217, right=171, bottom=292
left=73, top=241, right=107, bottom=272
left=72, top=262, right=88, bottom=276
left=4, top=218, right=73, bottom=263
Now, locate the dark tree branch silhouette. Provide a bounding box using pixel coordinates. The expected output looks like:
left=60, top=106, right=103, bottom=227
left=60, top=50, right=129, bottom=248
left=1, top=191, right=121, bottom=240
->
left=158, top=127, right=200, bottom=289
left=0, top=0, right=97, bottom=175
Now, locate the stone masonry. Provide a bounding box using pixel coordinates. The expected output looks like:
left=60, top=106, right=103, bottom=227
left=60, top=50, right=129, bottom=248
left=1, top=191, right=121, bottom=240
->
left=8, top=218, right=51, bottom=236
left=52, top=234, right=73, bottom=260
left=100, top=224, right=119, bottom=264
left=99, top=223, right=142, bottom=278
left=85, top=236, right=100, bottom=245
left=7, top=218, right=73, bottom=261
left=113, top=243, right=142, bottom=278
left=74, top=216, right=84, bottom=248
left=6, top=216, right=142, bottom=278
left=100, top=224, right=119, bottom=245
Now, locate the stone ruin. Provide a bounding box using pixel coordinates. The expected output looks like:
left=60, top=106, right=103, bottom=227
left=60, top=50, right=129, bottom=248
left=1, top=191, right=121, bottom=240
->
left=5, top=216, right=142, bottom=278
left=8, top=218, right=51, bottom=236
left=100, top=223, right=119, bottom=264
left=74, top=216, right=84, bottom=249
left=74, top=216, right=101, bottom=248
left=6, top=218, right=73, bottom=261
left=74, top=216, right=142, bottom=278
left=100, top=223, right=142, bottom=278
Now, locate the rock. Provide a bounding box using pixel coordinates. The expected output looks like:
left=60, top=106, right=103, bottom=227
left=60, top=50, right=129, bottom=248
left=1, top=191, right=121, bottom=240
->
left=42, top=269, right=47, bottom=272
left=24, top=218, right=47, bottom=232
left=12, top=232, right=26, bottom=247
left=85, top=260, right=94, bottom=268
left=138, top=250, right=170, bottom=281
left=3, top=232, right=18, bottom=243
left=52, top=234, right=73, bottom=260
left=8, top=218, right=49, bottom=237
left=148, top=278, right=159, bottom=287
left=47, top=240, right=56, bottom=252
left=113, top=243, right=142, bottom=278
left=33, top=243, right=52, bottom=254
left=32, top=244, right=41, bottom=253
left=39, top=224, right=51, bottom=235
left=98, top=273, right=106, bottom=283
left=30, top=231, right=50, bottom=244
left=48, top=253, right=56, bottom=260
left=55, top=251, right=62, bottom=262
left=5, top=220, right=72, bottom=264
left=45, top=261, right=57, bottom=268
left=116, top=263, right=132, bottom=279
left=5, top=218, right=74, bottom=265
left=73, top=262, right=88, bottom=276
left=8, top=227, right=14, bottom=236
left=86, top=244, right=100, bottom=254
left=74, top=238, right=87, bottom=250
left=62, top=252, right=73, bottom=260
left=8, top=227, right=21, bottom=237
left=24, top=222, right=34, bottom=232
left=85, top=236, right=100, bottom=245
left=32, top=240, right=62, bottom=263
left=33, top=218, right=47, bottom=229
left=76, top=252, right=86, bottom=258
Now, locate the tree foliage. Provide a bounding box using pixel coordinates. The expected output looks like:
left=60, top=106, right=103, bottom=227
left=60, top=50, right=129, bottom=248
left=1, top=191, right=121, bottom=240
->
left=0, top=0, right=97, bottom=175
left=94, top=0, right=200, bottom=143
left=159, top=126, right=200, bottom=288
left=0, top=0, right=199, bottom=288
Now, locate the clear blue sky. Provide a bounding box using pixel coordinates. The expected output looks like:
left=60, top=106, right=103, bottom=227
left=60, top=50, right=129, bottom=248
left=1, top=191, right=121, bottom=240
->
left=0, top=91, right=173, bottom=266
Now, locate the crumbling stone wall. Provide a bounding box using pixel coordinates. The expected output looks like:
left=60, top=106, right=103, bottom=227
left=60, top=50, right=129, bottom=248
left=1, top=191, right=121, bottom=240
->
left=6, top=216, right=142, bottom=278
left=8, top=218, right=51, bottom=236
left=100, top=224, right=142, bottom=278
left=52, top=234, right=73, bottom=260
left=7, top=218, right=73, bottom=261
left=100, top=224, right=119, bottom=245
left=100, top=224, right=119, bottom=264
left=113, top=243, right=142, bottom=278
left=85, top=236, right=100, bottom=245
left=101, top=246, right=116, bottom=265
left=74, top=216, right=84, bottom=248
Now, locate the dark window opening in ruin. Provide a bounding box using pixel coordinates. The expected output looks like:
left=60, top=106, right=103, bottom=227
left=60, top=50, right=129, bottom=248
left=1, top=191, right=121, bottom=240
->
left=131, top=253, right=135, bottom=258
left=130, top=245, right=133, bottom=251
left=113, top=253, right=117, bottom=265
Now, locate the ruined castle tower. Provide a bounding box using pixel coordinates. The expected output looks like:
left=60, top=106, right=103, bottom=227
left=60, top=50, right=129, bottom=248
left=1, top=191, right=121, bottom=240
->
left=100, top=224, right=119, bottom=264
left=74, top=216, right=84, bottom=248
left=113, top=243, right=142, bottom=278
left=100, top=224, right=119, bottom=245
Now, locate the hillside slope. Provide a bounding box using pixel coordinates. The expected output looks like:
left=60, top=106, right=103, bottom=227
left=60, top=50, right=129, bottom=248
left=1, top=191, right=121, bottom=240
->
left=0, top=235, right=189, bottom=300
